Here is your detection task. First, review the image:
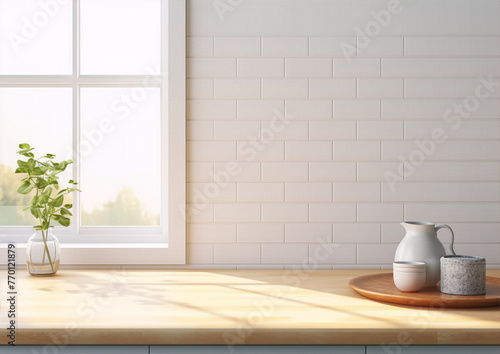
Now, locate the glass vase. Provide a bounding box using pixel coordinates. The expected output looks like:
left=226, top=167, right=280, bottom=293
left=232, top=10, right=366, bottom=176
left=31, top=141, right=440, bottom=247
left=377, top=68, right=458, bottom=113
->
left=26, top=227, right=60, bottom=276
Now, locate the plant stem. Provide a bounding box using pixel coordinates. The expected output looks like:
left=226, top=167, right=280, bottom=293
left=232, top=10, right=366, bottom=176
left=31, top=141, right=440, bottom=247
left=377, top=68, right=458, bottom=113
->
left=41, top=229, right=55, bottom=273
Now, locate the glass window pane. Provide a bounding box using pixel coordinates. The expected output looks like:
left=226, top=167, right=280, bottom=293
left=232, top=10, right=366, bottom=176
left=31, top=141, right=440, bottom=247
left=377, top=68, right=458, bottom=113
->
left=0, top=0, right=72, bottom=75
left=80, top=87, right=161, bottom=226
left=0, top=88, right=72, bottom=226
left=80, top=0, right=161, bottom=75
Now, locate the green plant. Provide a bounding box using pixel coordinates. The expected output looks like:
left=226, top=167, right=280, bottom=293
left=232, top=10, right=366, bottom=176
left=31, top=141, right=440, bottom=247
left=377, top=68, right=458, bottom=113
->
left=15, top=143, right=81, bottom=272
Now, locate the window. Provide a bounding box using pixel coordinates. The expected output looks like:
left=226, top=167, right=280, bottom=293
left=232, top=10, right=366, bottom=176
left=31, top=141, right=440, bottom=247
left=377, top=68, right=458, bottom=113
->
left=0, top=0, right=185, bottom=264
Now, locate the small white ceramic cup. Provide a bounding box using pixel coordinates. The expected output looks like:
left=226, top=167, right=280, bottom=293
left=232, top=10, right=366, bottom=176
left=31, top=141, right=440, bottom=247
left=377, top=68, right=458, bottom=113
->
left=393, top=261, right=426, bottom=292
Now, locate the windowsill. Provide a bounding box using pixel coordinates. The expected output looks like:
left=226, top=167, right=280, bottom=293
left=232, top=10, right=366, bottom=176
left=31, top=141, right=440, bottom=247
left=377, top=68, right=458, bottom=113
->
left=0, top=269, right=499, bottom=346
left=63, top=243, right=170, bottom=248
left=1, top=243, right=169, bottom=248
left=0, top=242, right=183, bottom=265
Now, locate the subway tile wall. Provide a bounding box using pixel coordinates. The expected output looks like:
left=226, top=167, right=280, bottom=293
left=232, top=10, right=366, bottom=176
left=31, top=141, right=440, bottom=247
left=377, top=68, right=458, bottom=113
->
left=185, top=0, right=500, bottom=268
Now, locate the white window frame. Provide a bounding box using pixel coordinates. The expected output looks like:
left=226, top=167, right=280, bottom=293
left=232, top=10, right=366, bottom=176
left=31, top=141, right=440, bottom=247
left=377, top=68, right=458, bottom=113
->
left=0, top=0, right=186, bottom=266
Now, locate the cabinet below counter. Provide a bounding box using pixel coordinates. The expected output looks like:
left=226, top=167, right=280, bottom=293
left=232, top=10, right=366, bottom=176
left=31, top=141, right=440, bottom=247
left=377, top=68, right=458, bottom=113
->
left=0, top=269, right=499, bottom=346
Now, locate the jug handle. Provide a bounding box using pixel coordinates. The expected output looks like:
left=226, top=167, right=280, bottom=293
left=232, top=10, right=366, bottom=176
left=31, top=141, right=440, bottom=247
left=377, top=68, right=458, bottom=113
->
left=435, top=224, right=456, bottom=255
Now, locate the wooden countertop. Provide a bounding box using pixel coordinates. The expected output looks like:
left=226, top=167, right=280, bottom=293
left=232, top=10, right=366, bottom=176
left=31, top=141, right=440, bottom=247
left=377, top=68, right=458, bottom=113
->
left=1, top=269, right=499, bottom=346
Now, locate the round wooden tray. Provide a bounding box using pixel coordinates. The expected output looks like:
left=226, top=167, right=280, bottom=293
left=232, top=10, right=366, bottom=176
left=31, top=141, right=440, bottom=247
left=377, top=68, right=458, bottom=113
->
left=349, top=273, right=500, bottom=308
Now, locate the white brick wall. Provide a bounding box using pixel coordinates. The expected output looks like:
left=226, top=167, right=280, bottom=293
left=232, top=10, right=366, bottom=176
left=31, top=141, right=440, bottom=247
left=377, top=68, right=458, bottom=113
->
left=185, top=0, right=500, bottom=268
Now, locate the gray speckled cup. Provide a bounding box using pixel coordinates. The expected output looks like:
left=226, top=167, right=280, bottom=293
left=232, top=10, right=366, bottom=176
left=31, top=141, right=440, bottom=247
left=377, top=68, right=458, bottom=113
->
left=440, top=255, right=486, bottom=296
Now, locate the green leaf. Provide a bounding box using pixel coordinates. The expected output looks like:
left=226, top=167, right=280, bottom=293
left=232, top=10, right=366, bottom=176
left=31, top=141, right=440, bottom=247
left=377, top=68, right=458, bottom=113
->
left=31, top=167, right=46, bottom=176
left=21, top=152, right=35, bottom=158
left=39, top=161, right=52, bottom=168
left=36, top=178, right=49, bottom=190
left=39, top=194, right=50, bottom=204
left=58, top=161, right=68, bottom=172
left=48, top=205, right=55, bottom=215
left=19, top=143, right=30, bottom=149
left=51, top=195, right=64, bottom=207
left=17, top=181, right=33, bottom=194
left=30, top=208, right=41, bottom=219
left=58, top=188, right=78, bottom=195
left=16, top=148, right=34, bottom=155
left=64, top=204, right=73, bottom=209
left=17, top=160, right=28, bottom=169
left=60, top=208, right=72, bottom=216
left=31, top=195, right=40, bottom=206
left=53, top=214, right=70, bottom=227
left=27, top=158, right=36, bottom=169
left=42, top=186, right=53, bottom=197
left=15, top=167, right=27, bottom=174
left=51, top=180, right=59, bottom=190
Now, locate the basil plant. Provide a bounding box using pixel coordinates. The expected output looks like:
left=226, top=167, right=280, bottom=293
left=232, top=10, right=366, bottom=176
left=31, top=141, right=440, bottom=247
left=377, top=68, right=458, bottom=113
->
left=15, top=143, right=81, bottom=270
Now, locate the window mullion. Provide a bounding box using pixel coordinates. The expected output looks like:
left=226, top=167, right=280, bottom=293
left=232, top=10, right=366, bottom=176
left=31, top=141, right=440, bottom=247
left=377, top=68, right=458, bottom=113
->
left=73, top=0, right=80, bottom=234
left=78, top=76, right=160, bottom=86
left=0, top=77, right=73, bottom=86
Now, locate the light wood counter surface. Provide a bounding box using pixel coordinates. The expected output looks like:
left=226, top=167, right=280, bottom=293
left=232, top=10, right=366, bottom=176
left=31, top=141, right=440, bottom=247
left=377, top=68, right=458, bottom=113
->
left=1, top=269, right=499, bottom=346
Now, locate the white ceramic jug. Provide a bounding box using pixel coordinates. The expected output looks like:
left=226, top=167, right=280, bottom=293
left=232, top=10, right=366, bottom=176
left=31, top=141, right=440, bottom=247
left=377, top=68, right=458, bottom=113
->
left=394, top=221, right=455, bottom=287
